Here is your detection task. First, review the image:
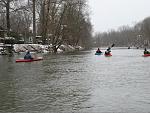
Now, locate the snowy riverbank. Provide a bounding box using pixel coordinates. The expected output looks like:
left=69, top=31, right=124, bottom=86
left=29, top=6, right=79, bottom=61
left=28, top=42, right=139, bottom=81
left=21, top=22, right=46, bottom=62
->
left=13, top=44, right=84, bottom=53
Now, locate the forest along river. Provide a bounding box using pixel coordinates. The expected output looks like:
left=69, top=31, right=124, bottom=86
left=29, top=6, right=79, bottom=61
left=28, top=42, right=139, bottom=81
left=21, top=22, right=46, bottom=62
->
left=0, top=48, right=150, bottom=113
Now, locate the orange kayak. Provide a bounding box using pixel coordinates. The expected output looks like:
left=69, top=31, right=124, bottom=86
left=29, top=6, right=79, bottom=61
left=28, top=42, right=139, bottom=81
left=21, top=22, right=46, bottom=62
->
left=105, top=53, right=112, bottom=57
left=16, top=57, right=43, bottom=63
left=143, top=54, right=150, bottom=57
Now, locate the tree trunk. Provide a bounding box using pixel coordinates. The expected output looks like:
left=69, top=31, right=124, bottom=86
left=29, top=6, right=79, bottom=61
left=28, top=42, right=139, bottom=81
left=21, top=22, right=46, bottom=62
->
left=52, top=45, right=57, bottom=53
left=41, top=0, right=46, bottom=44
left=32, top=0, right=36, bottom=43
left=6, top=0, right=10, bottom=36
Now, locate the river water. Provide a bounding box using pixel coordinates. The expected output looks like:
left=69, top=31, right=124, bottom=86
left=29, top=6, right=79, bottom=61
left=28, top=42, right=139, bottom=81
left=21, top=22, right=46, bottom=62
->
left=0, top=48, right=150, bottom=113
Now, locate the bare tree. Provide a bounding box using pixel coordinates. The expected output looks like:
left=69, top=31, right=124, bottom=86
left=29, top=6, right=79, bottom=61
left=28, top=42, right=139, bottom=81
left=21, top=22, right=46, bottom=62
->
left=0, top=0, right=29, bottom=36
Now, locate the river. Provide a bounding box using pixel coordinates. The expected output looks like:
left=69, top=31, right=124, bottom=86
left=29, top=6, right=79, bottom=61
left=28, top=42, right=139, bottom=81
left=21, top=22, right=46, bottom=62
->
left=0, top=48, right=150, bottom=113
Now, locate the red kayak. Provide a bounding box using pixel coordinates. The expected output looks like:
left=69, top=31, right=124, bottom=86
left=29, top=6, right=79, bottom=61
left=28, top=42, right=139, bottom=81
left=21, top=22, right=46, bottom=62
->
left=16, top=57, right=43, bottom=63
left=105, top=53, right=112, bottom=57
left=143, top=54, right=150, bottom=57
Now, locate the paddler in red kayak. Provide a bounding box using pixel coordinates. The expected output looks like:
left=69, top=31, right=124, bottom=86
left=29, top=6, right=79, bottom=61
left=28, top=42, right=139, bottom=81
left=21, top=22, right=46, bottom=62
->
left=144, top=48, right=150, bottom=54
left=24, top=51, right=33, bottom=59
left=105, top=47, right=111, bottom=55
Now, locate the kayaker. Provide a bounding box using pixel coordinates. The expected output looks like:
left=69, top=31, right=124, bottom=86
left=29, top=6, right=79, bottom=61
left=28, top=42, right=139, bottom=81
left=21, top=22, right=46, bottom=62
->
left=144, top=48, right=150, bottom=54
left=96, top=48, right=102, bottom=53
left=105, top=47, right=111, bottom=55
left=24, top=51, right=33, bottom=59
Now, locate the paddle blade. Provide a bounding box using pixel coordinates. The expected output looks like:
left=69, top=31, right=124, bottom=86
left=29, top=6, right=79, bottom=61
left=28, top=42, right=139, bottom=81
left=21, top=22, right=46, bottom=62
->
left=111, top=43, right=115, bottom=47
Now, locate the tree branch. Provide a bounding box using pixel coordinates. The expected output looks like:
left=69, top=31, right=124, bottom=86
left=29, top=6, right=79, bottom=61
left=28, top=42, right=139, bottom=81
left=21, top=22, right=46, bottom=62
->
left=0, top=0, right=7, bottom=5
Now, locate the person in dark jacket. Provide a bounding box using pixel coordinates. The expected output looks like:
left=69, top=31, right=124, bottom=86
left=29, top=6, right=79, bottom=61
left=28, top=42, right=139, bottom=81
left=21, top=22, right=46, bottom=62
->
left=144, top=48, right=150, bottom=54
left=24, top=51, right=33, bottom=59
left=96, top=48, right=102, bottom=53
left=105, top=47, right=111, bottom=55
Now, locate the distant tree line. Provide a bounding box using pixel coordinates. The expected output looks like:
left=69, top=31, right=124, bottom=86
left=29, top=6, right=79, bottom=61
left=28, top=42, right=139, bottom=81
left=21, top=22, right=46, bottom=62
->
left=0, top=0, right=92, bottom=52
left=93, top=17, right=150, bottom=48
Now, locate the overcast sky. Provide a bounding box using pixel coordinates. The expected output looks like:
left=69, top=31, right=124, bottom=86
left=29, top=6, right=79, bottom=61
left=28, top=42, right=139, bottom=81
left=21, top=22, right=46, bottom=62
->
left=88, top=0, right=150, bottom=33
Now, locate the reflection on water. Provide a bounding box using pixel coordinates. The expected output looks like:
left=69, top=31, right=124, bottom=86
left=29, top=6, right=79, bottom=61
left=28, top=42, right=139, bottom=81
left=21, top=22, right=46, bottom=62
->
left=0, top=49, right=150, bottom=113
